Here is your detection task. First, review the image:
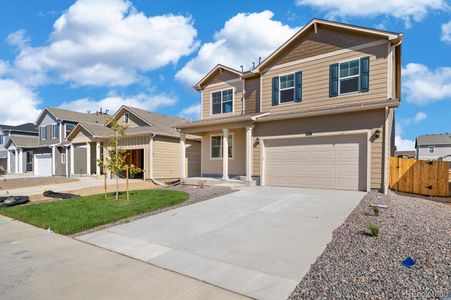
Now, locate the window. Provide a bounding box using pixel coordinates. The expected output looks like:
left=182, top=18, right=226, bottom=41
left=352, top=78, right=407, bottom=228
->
left=124, top=113, right=129, bottom=124
left=52, top=124, right=59, bottom=139
left=211, top=134, right=233, bottom=159
left=428, top=146, right=435, bottom=154
left=65, top=123, right=76, bottom=136
left=0, top=134, right=3, bottom=145
left=279, top=73, right=295, bottom=103
left=61, top=153, right=66, bottom=164
left=212, top=89, right=233, bottom=114
left=40, top=126, right=47, bottom=140
left=26, top=152, right=33, bottom=164
left=338, top=59, right=360, bottom=94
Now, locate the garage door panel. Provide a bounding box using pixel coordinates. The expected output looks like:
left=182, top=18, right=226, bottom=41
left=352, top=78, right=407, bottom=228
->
left=34, top=153, right=52, bottom=177
left=264, top=134, right=367, bottom=191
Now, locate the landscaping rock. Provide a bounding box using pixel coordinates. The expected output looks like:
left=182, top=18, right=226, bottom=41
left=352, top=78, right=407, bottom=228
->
left=289, top=191, right=451, bottom=300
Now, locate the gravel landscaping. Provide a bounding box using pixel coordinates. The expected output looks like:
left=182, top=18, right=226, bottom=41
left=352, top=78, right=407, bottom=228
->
left=73, top=185, right=234, bottom=236
left=289, top=191, right=451, bottom=300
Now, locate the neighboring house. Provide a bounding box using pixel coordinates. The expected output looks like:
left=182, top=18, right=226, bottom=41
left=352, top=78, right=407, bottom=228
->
left=395, top=150, right=416, bottom=159
left=415, top=134, right=451, bottom=162
left=66, top=105, right=200, bottom=180
left=0, top=123, right=38, bottom=174
left=176, top=19, right=402, bottom=193
left=33, top=107, right=109, bottom=177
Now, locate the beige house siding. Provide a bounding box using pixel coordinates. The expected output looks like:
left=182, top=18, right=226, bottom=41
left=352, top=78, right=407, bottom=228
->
left=201, top=80, right=243, bottom=120
left=201, top=129, right=246, bottom=176
left=261, top=43, right=388, bottom=114
left=202, top=69, right=240, bottom=87
left=270, top=26, right=379, bottom=67
left=245, top=77, right=260, bottom=114
left=71, top=128, right=93, bottom=144
left=115, top=110, right=149, bottom=127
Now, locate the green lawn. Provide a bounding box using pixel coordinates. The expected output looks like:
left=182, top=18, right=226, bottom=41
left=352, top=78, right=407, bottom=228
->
left=0, top=189, right=189, bottom=235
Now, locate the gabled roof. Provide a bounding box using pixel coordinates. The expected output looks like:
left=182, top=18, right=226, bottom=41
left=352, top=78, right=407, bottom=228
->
left=0, top=122, right=38, bottom=133
left=35, top=107, right=109, bottom=125
left=416, top=134, right=451, bottom=147
left=66, top=122, right=115, bottom=141
left=4, top=135, right=40, bottom=149
left=254, top=18, right=403, bottom=73
left=194, top=64, right=242, bottom=91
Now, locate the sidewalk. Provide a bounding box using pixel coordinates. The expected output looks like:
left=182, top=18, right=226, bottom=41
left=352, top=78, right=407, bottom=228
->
left=0, top=215, right=248, bottom=300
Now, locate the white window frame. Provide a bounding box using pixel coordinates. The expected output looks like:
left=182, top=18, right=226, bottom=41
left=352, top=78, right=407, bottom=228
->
left=40, top=126, right=47, bottom=140
left=61, top=152, right=66, bottom=164
left=209, top=133, right=234, bottom=160
left=278, top=72, right=295, bottom=104
left=65, top=123, right=76, bottom=137
left=52, top=124, right=58, bottom=139
left=124, top=112, right=129, bottom=124
left=338, top=58, right=360, bottom=95
left=210, top=87, right=235, bottom=115
left=428, top=146, right=435, bottom=154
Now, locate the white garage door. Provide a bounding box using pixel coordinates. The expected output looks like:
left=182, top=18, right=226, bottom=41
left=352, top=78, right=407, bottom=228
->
left=264, top=134, right=367, bottom=191
left=34, top=153, right=52, bottom=177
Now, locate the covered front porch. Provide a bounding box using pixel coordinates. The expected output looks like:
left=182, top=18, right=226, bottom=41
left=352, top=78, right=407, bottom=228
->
left=178, top=119, right=256, bottom=186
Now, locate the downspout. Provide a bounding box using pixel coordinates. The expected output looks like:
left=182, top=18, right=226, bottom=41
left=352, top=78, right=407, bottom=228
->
left=383, top=106, right=389, bottom=194
left=241, top=77, right=246, bottom=115
left=148, top=133, right=165, bottom=187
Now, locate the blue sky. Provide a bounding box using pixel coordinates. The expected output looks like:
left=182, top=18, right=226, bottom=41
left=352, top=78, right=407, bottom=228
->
left=0, top=0, right=450, bottom=150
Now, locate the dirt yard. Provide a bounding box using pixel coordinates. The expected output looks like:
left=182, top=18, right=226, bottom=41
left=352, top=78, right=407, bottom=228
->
left=0, top=177, right=78, bottom=190
left=30, top=181, right=157, bottom=202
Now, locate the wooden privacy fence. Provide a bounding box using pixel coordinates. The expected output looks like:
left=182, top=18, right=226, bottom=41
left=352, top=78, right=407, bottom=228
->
left=390, top=157, right=450, bottom=197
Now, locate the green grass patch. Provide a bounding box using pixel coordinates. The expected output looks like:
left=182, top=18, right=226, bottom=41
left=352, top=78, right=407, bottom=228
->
left=0, top=189, right=189, bottom=235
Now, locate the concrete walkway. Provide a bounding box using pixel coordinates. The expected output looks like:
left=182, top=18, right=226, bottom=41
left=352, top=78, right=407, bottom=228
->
left=79, top=187, right=365, bottom=300
left=0, top=177, right=143, bottom=197
left=0, top=216, right=248, bottom=300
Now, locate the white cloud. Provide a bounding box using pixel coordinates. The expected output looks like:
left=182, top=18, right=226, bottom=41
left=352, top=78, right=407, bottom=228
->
left=176, top=10, right=298, bottom=85
left=0, top=60, right=10, bottom=76
left=296, top=0, right=448, bottom=27
left=402, top=63, right=451, bottom=105
left=6, top=30, right=30, bottom=50
left=179, top=103, right=201, bottom=120
left=396, top=112, right=427, bottom=135
left=441, top=20, right=451, bottom=43
left=413, top=112, right=427, bottom=123
left=395, top=135, right=415, bottom=151
left=58, top=92, right=177, bottom=115
left=0, top=79, right=41, bottom=125
left=11, top=0, right=198, bottom=87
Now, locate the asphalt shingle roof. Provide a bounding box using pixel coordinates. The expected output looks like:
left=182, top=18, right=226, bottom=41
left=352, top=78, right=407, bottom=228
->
left=0, top=123, right=38, bottom=133
left=416, top=134, right=451, bottom=146
left=46, top=107, right=109, bottom=124
left=5, top=135, right=40, bottom=148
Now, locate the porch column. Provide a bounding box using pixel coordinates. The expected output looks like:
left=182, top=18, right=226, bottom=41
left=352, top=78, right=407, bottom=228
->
left=179, top=133, right=186, bottom=180
left=86, top=142, right=91, bottom=175
left=245, top=126, right=253, bottom=182
left=222, top=128, right=229, bottom=180
left=18, top=149, right=23, bottom=173
left=96, top=142, right=101, bottom=176
left=51, top=146, right=56, bottom=176
left=15, top=150, right=18, bottom=173
left=65, top=147, right=69, bottom=177
left=7, top=150, right=11, bottom=173
left=70, top=144, right=74, bottom=176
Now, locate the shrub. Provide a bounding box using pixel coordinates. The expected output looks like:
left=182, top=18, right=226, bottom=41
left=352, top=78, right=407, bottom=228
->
left=366, top=222, right=379, bottom=237
left=372, top=206, right=380, bottom=216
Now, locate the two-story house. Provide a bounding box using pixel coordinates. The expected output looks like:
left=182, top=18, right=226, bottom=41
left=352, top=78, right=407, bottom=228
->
left=0, top=123, right=38, bottom=174
left=176, top=19, right=402, bottom=193
left=66, top=105, right=200, bottom=180
left=33, top=107, right=108, bottom=176
left=416, top=134, right=451, bottom=162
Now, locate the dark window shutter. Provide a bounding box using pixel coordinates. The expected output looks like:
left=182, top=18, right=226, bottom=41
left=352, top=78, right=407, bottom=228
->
left=272, top=76, right=279, bottom=106
left=360, top=56, right=370, bottom=92
left=329, top=63, right=338, bottom=97
left=295, top=71, right=302, bottom=102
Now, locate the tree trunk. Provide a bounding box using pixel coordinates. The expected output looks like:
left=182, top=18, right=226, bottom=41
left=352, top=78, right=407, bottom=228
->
left=115, top=130, right=119, bottom=201
left=104, top=172, right=107, bottom=200
left=126, top=165, right=129, bottom=202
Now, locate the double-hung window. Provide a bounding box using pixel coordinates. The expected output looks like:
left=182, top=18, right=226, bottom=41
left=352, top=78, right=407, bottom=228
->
left=212, top=89, right=233, bottom=114
left=279, top=74, right=295, bottom=103
left=52, top=124, right=59, bottom=139
left=40, top=126, right=47, bottom=140
left=211, top=134, right=233, bottom=159
left=338, top=59, right=360, bottom=94
left=65, top=123, right=76, bottom=137
left=428, top=146, right=435, bottom=154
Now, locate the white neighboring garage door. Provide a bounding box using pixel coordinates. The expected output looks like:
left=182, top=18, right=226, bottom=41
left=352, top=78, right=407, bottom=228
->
left=263, top=134, right=368, bottom=191
left=34, top=153, right=52, bottom=177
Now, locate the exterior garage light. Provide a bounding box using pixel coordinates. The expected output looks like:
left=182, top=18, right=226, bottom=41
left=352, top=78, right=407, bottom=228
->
left=375, top=129, right=381, bottom=138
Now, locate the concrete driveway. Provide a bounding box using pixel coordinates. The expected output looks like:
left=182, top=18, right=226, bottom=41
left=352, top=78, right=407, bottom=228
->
left=78, top=187, right=364, bottom=300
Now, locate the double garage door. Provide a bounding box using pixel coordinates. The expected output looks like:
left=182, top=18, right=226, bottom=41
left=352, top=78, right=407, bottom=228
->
left=264, top=134, right=367, bottom=191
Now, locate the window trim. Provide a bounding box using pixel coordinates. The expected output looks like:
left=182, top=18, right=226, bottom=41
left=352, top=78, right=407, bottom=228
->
left=428, top=146, right=435, bottom=154
left=65, top=123, right=76, bottom=137
left=278, top=72, right=296, bottom=104
left=337, top=57, right=361, bottom=96
left=209, top=133, right=234, bottom=160
left=40, top=126, right=47, bottom=140
left=61, top=152, right=66, bottom=164
left=124, top=112, right=129, bottom=124
left=210, top=87, right=235, bottom=115
left=52, top=124, right=59, bottom=139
